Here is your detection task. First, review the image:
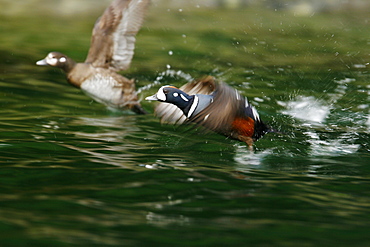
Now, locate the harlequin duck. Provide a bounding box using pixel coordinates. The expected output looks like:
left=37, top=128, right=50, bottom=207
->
left=36, top=0, right=150, bottom=114
left=146, top=76, right=271, bottom=148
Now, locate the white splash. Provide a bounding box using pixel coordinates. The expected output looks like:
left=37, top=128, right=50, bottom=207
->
left=233, top=144, right=273, bottom=167
left=136, top=69, right=193, bottom=94
left=305, top=131, right=360, bottom=156
left=278, top=96, right=331, bottom=123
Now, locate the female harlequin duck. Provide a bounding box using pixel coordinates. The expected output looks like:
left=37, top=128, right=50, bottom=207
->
left=36, top=0, right=150, bottom=114
left=146, top=76, right=271, bottom=148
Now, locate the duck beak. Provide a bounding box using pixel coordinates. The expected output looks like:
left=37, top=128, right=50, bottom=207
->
left=145, top=94, right=159, bottom=101
left=36, top=59, right=48, bottom=66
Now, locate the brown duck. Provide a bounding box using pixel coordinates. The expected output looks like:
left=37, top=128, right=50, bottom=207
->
left=36, top=0, right=150, bottom=114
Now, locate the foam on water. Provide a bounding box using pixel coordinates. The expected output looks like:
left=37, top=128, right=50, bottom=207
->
left=278, top=96, right=331, bottom=123
left=278, top=77, right=356, bottom=124
left=304, top=131, right=360, bottom=157
left=233, top=144, right=273, bottom=167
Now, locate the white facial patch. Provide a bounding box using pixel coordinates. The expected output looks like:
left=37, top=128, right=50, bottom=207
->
left=59, top=57, right=66, bottom=63
left=173, top=92, right=179, bottom=97
left=180, top=94, right=189, bottom=102
left=156, top=86, right=167, bottom=101
left=46, top=55, right=58, bottom=66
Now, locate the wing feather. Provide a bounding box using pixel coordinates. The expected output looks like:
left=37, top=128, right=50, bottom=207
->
left=85, top=0, right=150, bottom=71
left=191, top=82, right=246, bottom=135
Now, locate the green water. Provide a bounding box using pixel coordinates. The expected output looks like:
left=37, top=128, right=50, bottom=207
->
left=1, top=3, right=370, bottom=246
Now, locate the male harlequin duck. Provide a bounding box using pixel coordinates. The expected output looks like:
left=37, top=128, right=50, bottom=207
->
left=146, top=76, right=271, bottom=148
left=36, top=0, right=150, bottom=114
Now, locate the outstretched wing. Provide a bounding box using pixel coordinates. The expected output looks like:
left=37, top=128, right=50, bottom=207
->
left=191, top=82, right=247, bottom=135
left=192, top=82, right=270, bottom=141
left=155, top=76, right=217, bottom=124
left=85, top=0, right=150, bottom=71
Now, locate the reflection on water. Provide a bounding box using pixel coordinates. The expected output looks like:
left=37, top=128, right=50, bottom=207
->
left=60, top=116, right=140, bottom=168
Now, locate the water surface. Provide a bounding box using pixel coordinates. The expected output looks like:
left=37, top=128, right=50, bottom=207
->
left=0, top=2, right=369, bottom=246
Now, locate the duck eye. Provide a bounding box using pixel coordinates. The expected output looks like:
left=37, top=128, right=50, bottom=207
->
left=163, top=89, right=169, bottom=94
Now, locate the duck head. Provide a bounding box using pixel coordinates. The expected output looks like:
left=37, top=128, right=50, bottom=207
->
left=36, top=52, right=75, bottom=72
left=146, top=86, right=193, bottom=110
